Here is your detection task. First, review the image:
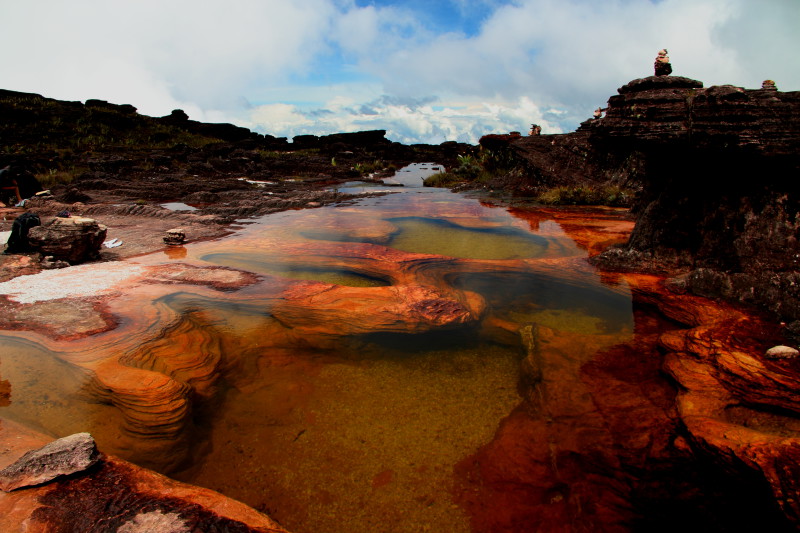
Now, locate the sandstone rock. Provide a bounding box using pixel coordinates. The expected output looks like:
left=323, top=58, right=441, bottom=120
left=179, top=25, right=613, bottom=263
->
left=765, top=345, right=800, bottom=359
left=27, top=216, right=107, bottom=263
left=0, top=432, right=99, bottom=491
left=164, top=227, right=186, bottom=246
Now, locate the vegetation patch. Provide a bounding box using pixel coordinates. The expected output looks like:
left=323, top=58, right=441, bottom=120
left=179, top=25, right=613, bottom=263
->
left=423, top=154, right=493, bottom=188
left=534, top=185, right=634, bottom=207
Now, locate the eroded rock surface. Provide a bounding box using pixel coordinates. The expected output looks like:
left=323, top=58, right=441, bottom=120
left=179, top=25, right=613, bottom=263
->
left=455, top=273, right=799, bottom=530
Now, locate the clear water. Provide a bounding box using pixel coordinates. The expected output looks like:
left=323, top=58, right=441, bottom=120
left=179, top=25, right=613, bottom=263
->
left=0, top=164, right=634, bottom=532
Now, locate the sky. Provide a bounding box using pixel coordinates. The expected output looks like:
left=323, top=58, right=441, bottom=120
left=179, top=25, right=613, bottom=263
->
left=2, top=0, right=798, bottom=144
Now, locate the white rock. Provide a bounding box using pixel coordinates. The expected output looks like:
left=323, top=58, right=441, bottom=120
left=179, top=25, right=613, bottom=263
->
left=765, top=345, right=800, bottom=359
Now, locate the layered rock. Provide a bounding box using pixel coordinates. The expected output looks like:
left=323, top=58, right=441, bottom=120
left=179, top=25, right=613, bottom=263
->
left=27, top=216, right=107, bottom=263
left=589, top=78, right=800, bottom=322
left=455, top=273, right=799, bottom=530
left=486, top=77, right=800, bottom=322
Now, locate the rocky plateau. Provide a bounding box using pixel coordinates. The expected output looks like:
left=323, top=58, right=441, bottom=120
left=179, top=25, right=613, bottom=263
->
left=1, top=76, right=800, bottom=532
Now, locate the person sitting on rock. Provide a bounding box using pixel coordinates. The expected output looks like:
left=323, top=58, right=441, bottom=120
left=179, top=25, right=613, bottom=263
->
left=654, top=48, right=672, bottom=76
left=0, top=166, right=23, bottom=206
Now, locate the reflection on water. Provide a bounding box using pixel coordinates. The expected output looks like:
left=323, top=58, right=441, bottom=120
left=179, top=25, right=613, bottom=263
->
left=203, top=252, right=390, bottom=287
left=385, top=217, right=549, bottom=259
left=450, top=271, right=633, bottom=334
left=0, top=164, right=637, bottom=532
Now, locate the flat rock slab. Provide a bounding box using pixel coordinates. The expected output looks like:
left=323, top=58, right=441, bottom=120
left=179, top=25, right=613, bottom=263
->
left=0, top=432, right=99, bottom=491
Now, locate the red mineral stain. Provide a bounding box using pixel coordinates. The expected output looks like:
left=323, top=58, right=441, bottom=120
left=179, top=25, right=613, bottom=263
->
left=371, top=469, right=393, bottom=489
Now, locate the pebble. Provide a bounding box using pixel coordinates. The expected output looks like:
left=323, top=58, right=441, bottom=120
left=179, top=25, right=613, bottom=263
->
left=765, top=345, right=800, bottom=359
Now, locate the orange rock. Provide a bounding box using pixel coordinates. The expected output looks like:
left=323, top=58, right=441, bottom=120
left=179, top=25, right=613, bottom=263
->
left=0, top=418, right=287, bottom=532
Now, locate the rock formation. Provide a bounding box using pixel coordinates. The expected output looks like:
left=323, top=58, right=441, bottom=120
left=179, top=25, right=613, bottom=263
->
left=654, top=48, right=672, bottom=76
left=480, top=76, right=800, bottom=323
left=27, top=216, right=107, bottom=263
left=589, top=77, right=800, bottom=323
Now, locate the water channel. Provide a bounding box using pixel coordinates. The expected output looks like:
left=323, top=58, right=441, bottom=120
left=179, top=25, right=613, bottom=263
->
left=0, top=163, right=640, bottom=532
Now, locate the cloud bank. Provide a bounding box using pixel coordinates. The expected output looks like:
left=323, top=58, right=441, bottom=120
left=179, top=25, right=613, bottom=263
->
left=2, top=0, right=797, bottom=144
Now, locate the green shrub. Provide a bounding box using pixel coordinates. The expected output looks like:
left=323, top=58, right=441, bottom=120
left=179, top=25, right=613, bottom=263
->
left=535, top=185, right=634, bottom=207
left=354, top=160, right=386, bottom=175
left=423, top=171, right=463, bottom=188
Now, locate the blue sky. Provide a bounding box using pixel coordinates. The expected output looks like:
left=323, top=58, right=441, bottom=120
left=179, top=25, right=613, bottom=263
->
left=2, top=0, right=798, bottom=144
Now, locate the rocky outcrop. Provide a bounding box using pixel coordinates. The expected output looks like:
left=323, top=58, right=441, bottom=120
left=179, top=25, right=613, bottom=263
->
left=488, top=77, right=800, bottom=322
left=27, top=216, right=107, bottom=263
left=589, top=77, right=800, bottom=322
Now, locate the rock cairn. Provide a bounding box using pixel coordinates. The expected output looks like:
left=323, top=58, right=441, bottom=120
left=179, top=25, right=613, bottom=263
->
left=654, top=49, right=672, bottom=76
left=762, top=79, right=778, bottom=91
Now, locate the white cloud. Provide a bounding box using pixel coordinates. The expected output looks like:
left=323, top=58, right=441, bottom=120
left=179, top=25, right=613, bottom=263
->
left=0, top=0, right=336, bottom=114
left=1, top=0, right=797, bottom=144
left=245, top=94, right=561, bottom=144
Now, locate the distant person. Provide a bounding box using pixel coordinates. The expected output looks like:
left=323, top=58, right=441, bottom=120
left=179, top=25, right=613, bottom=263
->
left=0, top=165, right=42, bottom=206
left=529, top=124, right=542, bottom=135
left=0, top=166, right=22, bottom=206
left=654, top=49, right=672, bottom=76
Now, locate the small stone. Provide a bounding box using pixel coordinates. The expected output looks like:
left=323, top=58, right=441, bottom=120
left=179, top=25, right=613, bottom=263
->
left=765, top=345, right=799, bottom=359
left=41, top=256, right=70, bottom=269
left=164, top=228, right=186, bottom=246
left=0, top=432, right=100, bottom=491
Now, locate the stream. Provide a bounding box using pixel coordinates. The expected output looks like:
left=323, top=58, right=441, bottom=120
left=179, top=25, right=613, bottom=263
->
left=0, top=163, right=642, bottom=532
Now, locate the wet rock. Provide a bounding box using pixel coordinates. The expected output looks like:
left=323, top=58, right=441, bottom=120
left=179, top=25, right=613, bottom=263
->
left=27, top=216, right=107, bottom=263
left=765, top=345, right=800, bottom=359
left=0, top=432, right=99, bottom=491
